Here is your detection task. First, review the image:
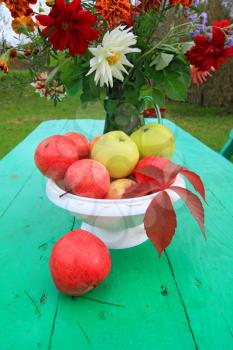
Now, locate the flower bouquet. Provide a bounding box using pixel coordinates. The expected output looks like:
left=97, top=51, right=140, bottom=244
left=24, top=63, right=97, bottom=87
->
left=1, top=0, right=233, bottom=256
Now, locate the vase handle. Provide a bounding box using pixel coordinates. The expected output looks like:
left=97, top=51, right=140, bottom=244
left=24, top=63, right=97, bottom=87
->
left=140, top=96, right=163, bottom=125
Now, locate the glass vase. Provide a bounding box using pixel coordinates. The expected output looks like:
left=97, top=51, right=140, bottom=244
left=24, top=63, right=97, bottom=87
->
left=103, top=84, right=145, bottom=135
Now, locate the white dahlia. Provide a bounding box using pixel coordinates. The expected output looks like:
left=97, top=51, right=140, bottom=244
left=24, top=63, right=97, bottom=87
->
left=87, top=26, right=141, bottom=87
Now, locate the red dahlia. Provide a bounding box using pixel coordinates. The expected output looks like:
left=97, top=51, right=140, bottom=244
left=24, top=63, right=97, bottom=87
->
left=186, top=22, right=233, bottom=71
left=36, top=0, right=99, bottom=56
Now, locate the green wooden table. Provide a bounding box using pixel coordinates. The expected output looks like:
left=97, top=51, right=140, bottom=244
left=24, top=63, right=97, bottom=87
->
left=0, top=119, right=233, bottom=350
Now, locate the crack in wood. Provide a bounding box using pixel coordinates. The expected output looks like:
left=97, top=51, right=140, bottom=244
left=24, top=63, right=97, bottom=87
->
left=48, top=216, right=76, bottom=350
left=165, top=251, right=199, bottom=350
left=48, top=293, right=61, bottom=350
left=207, top=188, right=233, bottom=219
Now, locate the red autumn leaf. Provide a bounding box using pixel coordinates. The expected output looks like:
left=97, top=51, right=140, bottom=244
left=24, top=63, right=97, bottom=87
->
left=180, top=168, right=206, bottom=201
left=144, top=191, right=177, bottom=256
left=135, top=162, right=182, bottom=189
left=135, top=165, right=165, bottom=187
left=122, top=183, right=161, bottom=198
left=163, top=161, right=182, bottom=186
left=170, top=186, right=206, bottom=239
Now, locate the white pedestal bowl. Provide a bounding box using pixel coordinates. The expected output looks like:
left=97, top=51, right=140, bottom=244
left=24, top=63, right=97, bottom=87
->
left=46, top=175, right=185, bottom=249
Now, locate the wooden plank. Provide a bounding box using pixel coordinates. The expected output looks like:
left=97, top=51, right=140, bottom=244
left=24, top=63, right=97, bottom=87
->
left=165, top=190, right=233, bottom=349
left=0, top=120, right=68, bottom=218
left=160, top=120, right=233, bottom=348
left=0, top=171, right=75, bottom=350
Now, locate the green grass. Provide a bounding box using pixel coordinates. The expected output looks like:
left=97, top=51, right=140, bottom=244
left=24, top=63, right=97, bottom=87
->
left=0, top=71, right=233, bottom=161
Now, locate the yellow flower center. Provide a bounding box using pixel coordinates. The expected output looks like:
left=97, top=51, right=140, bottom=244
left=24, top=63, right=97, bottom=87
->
left=107, top=52, right=121, bottom=65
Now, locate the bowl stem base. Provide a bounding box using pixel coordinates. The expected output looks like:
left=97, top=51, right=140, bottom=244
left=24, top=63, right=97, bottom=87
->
left=80, top=222, right=148, bottom=249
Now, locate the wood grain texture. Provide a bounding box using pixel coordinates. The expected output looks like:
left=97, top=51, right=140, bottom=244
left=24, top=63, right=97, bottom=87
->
left=0, top=120, right=74, bottom=349
left=163, top=120, right=233, bottom=349
left=0, top=171, right=75, bottom=350
left=0, top=119, right=233, bottom=350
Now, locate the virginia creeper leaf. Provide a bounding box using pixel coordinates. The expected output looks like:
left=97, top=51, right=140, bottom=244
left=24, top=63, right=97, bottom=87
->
left=122, top=183, right=161, bottom=199
left=135, top=165, right=165, bottom=188
left=162, top=161, right=182, bottom=185
left=144, top=191, right=177, bottom=256
left=170, top=186, right=206, bottom=239
left=180, top=168, right=206, bottom=201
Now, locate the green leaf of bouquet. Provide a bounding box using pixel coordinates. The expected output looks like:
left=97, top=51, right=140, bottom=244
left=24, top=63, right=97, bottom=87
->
left=60, top=59, right=85, bottom=96
left=180, top=42, right=194, bottom=53
left=140, top=84, right=153, bottom=97
left=150, top=53, right=174, bottom=71
left=158, top=44, right=179, bottom=54
left=163, top=71, right=187, bottom=101
left=45, top=66, right=60, bottom=87
left=48, top=52, right=65, bottom=68
left=157, top=53, right=174, bottom=71
left=124, top=84, right=140, bottom=105
left=81, top=75, right=101, bottom=103
left=152, top=87, right=165, bottom=107
left=65, top=79, right=82, bottom=96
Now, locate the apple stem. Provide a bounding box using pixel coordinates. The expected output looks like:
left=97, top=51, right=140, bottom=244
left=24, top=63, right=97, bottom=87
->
left=59, top=191, right=70, bottom=198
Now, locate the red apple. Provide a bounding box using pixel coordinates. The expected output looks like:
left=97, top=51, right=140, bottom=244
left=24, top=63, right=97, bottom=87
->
left=64, top=159, right=110, bottom=198
left=89, top=135, right=101, bottom=152
left=65, top=132, right=90, bottom=159
left=50, top=229, right=111, bottom=296
left=34, top=135, right=78, bottom=181
left=134, top=156, right=176, bottom=185
left=105, top=178, right=136, bottom=199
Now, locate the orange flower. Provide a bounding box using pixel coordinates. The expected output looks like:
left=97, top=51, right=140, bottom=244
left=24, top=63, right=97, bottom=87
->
left=0, top=62, right=9, bottom=74
left=169, top=0, right=192, bottom=7
left=191, top=65, right=214, bottom=85
left=95, top=0, right=131, bottom=26
left=3, top=0, right=35, bottom=18
left=12, top=16, right=35, bottom=34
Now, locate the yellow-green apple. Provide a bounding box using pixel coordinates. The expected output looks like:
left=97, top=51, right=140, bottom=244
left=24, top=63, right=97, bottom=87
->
left=130, top=123, right=175, bottom=159
left=91, top=131, right=139, bottom=179
left=105, top=178, right=136, bottom=199
left=65, top=132, right=90, bottom=159
left=64, top=159, right=110, bottom=198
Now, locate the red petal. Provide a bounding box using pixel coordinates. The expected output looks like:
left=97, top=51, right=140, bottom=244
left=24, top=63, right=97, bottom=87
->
left=144, top=191, right=177, bottom=256
left=76, top=10, right=97, bottom=25
left=55, top=0, right=66, bottom=13
left=212, top=19, right=231, bottom=29
left=170, top=186, right=206, bottom=239
left=194, top=34, right=208, bottom=46
left=36, top=14, right=56, bottom=27
left=212, top=28, right=225, bottom=48
left=180, top=168, right=206, bottom=201
left=71, top=0, right=82, bottom=11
